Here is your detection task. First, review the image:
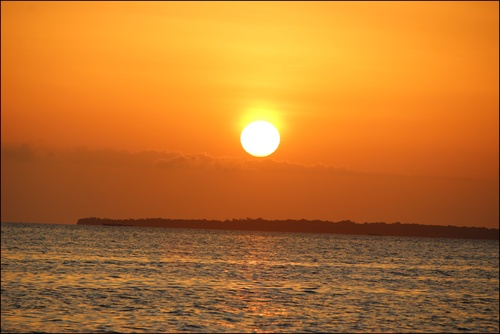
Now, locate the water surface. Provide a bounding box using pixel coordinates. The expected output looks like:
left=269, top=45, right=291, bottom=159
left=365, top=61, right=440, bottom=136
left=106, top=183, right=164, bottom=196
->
left=1, top=222, right=498, bottom=332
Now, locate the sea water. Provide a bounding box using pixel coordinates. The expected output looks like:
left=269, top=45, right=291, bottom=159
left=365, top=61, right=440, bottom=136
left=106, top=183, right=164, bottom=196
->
left=1, top=222, right=498, bottom=333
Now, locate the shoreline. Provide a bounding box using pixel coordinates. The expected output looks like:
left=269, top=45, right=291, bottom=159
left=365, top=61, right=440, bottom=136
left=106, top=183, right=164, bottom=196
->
left=76, top=218, right=499, bottom=240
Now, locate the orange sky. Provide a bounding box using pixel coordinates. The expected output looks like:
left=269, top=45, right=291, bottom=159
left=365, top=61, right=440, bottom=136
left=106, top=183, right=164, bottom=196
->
left=1, top=2, right=498, bottom=228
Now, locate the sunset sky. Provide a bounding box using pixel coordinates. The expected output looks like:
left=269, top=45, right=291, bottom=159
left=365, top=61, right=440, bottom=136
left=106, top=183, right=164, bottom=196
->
left=1, top=1, right=498, bottom=228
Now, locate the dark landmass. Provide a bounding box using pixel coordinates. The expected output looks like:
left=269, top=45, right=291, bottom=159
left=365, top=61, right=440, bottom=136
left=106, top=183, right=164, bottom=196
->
left=77, top=218, right=499, bottom=240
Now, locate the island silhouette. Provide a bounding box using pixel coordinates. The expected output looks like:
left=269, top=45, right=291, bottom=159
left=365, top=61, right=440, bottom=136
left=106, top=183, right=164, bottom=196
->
left=77, top=218, right=499, bottom=240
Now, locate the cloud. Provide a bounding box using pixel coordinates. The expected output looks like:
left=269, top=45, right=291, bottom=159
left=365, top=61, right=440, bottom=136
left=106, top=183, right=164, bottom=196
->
left=0, top=143, right=491, bottom=182
left=153, top=152, right=247, bottom=171
left=0, top=143, right=356, bottom=175
left=1, top=143, right=40, bottom=161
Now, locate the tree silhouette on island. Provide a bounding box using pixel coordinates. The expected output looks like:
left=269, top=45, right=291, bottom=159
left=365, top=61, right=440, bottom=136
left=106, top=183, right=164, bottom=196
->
left=77, top=218, right=499, bottom=240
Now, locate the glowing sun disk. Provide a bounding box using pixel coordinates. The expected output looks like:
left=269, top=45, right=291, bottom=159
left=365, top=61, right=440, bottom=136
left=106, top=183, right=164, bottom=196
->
left=240, top=121, right=280, bottom=157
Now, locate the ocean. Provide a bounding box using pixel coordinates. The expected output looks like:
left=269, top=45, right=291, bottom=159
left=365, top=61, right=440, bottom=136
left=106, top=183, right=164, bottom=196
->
left=1, top=222, right=498, bottom=333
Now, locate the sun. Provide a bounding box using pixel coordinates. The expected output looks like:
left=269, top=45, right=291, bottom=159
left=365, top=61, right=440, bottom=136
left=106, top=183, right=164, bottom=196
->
left=240, top=120, right=280, bottom=157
